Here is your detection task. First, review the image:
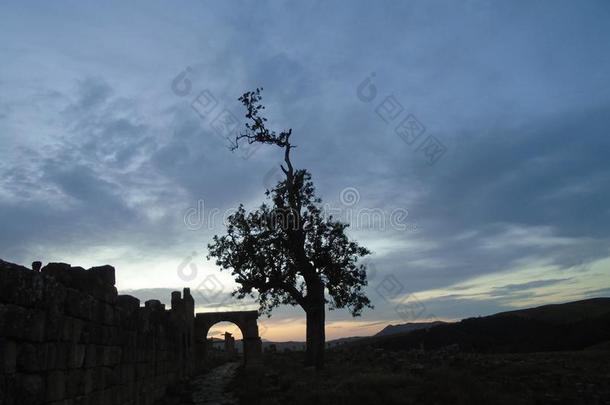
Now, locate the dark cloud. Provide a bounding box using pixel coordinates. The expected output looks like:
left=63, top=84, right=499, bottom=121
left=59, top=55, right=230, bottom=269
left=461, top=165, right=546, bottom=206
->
left=1, top=1, right=609, bottom=329
left=489, top=279, right=572, bottom=297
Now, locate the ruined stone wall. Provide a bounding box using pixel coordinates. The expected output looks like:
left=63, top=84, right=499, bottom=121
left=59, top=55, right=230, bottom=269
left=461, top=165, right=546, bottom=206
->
left=0, top=259, right=194, bottom=405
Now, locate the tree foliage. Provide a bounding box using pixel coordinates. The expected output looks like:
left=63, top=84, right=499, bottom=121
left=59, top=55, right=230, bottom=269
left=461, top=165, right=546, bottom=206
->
left=207, top=87, right=372, bottom=343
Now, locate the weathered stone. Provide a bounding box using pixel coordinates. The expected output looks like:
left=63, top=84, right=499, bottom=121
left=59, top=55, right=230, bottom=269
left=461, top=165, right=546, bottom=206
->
left=73, top=395, right=88, bottom=405
left=45, top=309, right=63, bottom=341
left=67, top=344, right=86, bottom=369
left=100, top=303, right=114, bottom=326
left=145, top=300, right=165, bottom=312
left=0, top=373, right=17, bottom=405
left=88, top=388, right=104, bottom=405
left=46, top=370, right=66, bottom=401
left=54, top=342, right=69, bottom=370
left=16, top=342, right=45, bottom=372
left=84, top=344, right=97, bottom=368
left=103, top=366, right=119, bottom=386
left=87, top=265, right=116, bottom=287
left=0, top=304, right=27, bottom=339
left=107, top=346, right=122, bottom=366
left=0, top=338, right=17, bottom=373
left=83, top=323, right=103, bottom=345
left=66, top=368, right=84, bottom=398
left=92, top=367, right=106, bottom=391
left=44, top=343, right=58, bottom=369
left=61, top=317, right=84, bottom=343
left=64, top=288, right=84, bottom=318
left=81, top=368, right=94, bottom=395
left=120, top=363, right=136, bottom=383
left=41, top=262, right=73, bottom=285
left=0, top=261, right=40, bottom=307
left=0, top=258, right=224, bottom=405
left=0, top=305, right=46, bottom=342
left=15, top=373, right=44, bottom=404
left=23, top=308, right=46, bottom=342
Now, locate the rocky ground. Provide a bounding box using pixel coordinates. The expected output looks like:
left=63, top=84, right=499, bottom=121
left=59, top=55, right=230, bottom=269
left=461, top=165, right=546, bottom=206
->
left=230, top=348, right=610, bottom=405
left=161, top=346, right=610, bottom=405
left=189, top=362, right=239, bottom=405
left=161, top=362, right=239, bottom=405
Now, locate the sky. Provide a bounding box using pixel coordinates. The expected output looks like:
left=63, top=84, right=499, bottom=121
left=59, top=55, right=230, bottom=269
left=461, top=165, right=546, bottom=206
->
left=1, top=0, right=609, bottom=342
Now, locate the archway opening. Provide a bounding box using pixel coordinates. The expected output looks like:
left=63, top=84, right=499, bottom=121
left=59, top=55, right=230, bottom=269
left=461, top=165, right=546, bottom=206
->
left=194, top=311, right=262, bottom=369
left=205, top=321, right=244, bottom=364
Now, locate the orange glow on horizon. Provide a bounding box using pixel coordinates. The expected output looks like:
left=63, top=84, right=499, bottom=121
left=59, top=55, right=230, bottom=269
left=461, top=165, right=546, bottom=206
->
left=205, top=318, right=434, bottom=342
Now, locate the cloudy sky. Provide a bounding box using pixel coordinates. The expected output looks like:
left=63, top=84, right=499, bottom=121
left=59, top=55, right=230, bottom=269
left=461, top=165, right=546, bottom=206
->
left=1, top=1, right=609, bottom=341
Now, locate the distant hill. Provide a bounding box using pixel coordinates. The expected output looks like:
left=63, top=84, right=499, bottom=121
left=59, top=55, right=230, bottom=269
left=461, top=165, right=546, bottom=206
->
left=491, top=297, right=610, bottom=324
left=340, top=298, right=610, bottom=353
left=375, top=321, right=447, bottom=337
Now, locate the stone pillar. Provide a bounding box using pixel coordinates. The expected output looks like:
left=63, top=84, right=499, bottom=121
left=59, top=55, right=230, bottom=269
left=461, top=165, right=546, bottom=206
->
left=171, top=291, right=181, bottom=311
left=243, top=336, right=262, bottom=365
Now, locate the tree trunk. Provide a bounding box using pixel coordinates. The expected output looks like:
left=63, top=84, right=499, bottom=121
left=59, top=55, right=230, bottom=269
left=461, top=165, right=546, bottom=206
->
left=304, top=299, right=325, bottom=369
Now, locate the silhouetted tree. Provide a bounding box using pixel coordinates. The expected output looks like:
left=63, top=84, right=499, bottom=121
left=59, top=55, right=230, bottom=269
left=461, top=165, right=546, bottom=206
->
left=207, top=88, right=372, bottom=369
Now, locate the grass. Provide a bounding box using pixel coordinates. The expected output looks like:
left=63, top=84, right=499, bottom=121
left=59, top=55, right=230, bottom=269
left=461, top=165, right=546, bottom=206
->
left=231, top=347, right=610, bottom=405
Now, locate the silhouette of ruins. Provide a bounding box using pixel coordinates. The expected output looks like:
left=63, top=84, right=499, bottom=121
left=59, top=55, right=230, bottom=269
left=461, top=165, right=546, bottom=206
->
left=0, top=258, right=262, bottom=405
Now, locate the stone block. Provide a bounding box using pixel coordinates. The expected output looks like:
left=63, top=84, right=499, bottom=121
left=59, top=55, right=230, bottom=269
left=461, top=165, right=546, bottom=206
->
left=46, top=370, right=66, bottom=402
left=16, top=373, right=45, bottom=405
left=100, top=303, right=114, bottom=326
left=64, top=288, right=85, bottom=318
left=87, top=265, right=116, bottom=287
left=67, top=344, right=86, bottom=369
left=23, top=308, right=46, bottom=342
left=44, top=343, right=58, bottom=370
left=0, top=373, right=17, bottom=405
left=41, top=262, right=74, bottom=286
left=54, top=342, right=69, bottom=370
left=0, top=338, right=17, bottom=373
left=92, top=367, right=106, bottom=391
left=0, top=305, right=46, bottom=342
left=16, top=342, right=47, bottom=373
left=80, top=295, right=97, bottom=321
left=81, top=368, right=94, bottom=395
left=117, top=295, right=140, bottom=313
left=136, top=363, right=148, bottom=380
left=73, top=396, right=89, bottom=405
left=100, top=326, right=116, bottom=346
left=121, top=363, right=136, bottom=383
left=84, top=344, right=97, bottom=368
left=62, top=317, right=84, bottom=343
left=109, top=347, right=122, bottom=366
left=88, top=389, right=104, bottom=405
left=45, top=309, right=64, bottom=341
left=83, top=323, right=103, bottom=345
left=104, top=366, right=119, bottom=386
left=144, top=300, right=164, bottom=311
left=122, top=347, right=136, bottom=363
left=66, top=368, right=84, bottom=398
left=0, top=304, right=27, bottom=339
left=0, top=260, right=31, bottom=305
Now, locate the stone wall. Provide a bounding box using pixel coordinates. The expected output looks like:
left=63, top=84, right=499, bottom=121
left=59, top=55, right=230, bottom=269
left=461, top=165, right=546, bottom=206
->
left=0, top=259, right=194, bottom=405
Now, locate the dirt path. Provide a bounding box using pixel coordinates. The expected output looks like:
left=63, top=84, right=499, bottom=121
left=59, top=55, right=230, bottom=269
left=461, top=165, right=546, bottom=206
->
left=189, top=362, right=240, bottom=405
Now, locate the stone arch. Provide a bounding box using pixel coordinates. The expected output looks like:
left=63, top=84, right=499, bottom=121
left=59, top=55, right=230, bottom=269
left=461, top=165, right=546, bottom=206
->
left=194, top=310, right=262, bottom=367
